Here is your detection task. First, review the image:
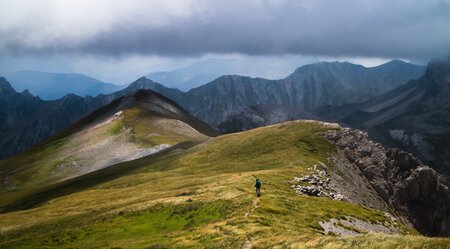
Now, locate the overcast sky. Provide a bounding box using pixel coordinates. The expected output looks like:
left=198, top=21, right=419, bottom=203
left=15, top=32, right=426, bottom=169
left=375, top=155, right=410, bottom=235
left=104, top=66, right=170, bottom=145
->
left=1, top=0, right=449, bottom=83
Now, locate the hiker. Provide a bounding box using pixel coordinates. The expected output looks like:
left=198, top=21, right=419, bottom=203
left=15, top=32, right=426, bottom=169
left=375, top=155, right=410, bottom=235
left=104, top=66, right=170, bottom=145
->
left=255, top=178, right=261, bottom=197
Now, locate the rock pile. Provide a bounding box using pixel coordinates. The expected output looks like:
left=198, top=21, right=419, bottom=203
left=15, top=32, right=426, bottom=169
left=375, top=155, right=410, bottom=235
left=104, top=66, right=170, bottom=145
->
left=290, top=164, right=344, bottom=200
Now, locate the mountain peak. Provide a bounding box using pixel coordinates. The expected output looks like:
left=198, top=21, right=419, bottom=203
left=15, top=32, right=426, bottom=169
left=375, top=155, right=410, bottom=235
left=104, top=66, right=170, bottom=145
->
left=376, top=59, right=417, bottom=69
left=0, top=77, right=16, bottom=94
left=292, top=61, right=363, bottom=74
left=386, top=59, right=406, bottom=64
left=130, top=76, right=158, bottom=86
left=122, top=77, right=160, bottom=92
left=104, top=89, right=185, bottom=120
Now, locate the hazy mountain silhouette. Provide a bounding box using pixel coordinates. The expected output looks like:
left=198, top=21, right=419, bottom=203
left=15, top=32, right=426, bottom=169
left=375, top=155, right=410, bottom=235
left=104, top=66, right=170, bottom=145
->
left=5, top=71, right=122, bottom=100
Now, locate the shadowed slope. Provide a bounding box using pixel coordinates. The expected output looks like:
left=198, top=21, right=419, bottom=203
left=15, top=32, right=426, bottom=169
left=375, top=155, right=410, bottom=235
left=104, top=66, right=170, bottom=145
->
left=0, top=89, right=216, bottom=209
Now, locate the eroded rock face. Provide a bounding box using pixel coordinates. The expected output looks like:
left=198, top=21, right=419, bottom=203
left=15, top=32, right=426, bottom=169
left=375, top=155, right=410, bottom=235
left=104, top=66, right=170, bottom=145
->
left=325, top=128, right=450, bottom=236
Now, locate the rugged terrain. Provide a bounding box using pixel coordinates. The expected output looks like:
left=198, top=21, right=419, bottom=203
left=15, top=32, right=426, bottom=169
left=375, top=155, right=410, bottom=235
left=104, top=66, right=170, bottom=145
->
left=337, top=57, right=450, bottom=177
left=0, top=119, right=449, bottom=248
left=324, top=128, right=450, bottom=236
left=180, top=60, right=425, bottom=126
left=0, top=60, right=424, bottom=160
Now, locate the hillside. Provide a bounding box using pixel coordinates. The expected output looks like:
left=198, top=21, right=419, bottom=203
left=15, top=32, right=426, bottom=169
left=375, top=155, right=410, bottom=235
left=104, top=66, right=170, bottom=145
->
left=0, top=77, right=182, bottom=160
left=0, top=120, right=448, bottom=248
left=0, top=89, right=216, bottom=211
left=5, top=71, right=122, bottom=100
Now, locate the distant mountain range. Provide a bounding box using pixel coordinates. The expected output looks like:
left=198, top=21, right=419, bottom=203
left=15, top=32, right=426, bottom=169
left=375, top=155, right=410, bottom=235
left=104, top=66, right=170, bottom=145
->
left=146, top=58, right=245, bottom=91
left=0, top=60, right=425, bottom=160
left=177, top=60, right=425, bottom=126
left=145, top=57, right=319, bottom=91
left=4, top=71, right=122, bottom=100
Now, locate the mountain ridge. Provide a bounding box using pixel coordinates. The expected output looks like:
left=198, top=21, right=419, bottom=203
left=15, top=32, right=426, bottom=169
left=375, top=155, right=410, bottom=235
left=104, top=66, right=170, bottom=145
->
left=0, top=60, right=425, bottom=159
left=179, top=60, right=425, bottom=126
left=0, top=88, right=214, bottom=210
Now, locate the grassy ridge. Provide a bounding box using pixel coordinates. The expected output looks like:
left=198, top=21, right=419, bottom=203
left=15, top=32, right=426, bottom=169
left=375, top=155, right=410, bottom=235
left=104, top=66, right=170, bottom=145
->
left=0, top=121, right=449, bottom=248
left=0, top=106, right=208, bottom=209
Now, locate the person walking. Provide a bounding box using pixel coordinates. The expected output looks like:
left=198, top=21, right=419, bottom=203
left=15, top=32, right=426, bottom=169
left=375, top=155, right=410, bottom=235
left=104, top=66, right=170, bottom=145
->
left=255, top=178, right=261, bottom=197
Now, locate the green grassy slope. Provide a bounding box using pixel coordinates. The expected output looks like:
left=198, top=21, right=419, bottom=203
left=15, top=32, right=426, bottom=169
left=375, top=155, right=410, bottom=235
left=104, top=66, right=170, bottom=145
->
left=0, top=104, right=209, bottom=209
left=0, top=121, right=449, bottom=248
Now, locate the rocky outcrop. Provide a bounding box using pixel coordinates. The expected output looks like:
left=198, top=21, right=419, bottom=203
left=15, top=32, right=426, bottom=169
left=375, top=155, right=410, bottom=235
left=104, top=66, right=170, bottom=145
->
left=290, top=164, right=344, bottom=200
left=324, top=128, right=450, bottom=236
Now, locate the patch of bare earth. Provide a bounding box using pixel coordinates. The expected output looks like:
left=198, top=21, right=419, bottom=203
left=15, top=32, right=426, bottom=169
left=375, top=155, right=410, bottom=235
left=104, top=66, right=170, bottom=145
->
left=51, top=111, right=172, bottom=181
left=319, top=216, right=401, bottom=237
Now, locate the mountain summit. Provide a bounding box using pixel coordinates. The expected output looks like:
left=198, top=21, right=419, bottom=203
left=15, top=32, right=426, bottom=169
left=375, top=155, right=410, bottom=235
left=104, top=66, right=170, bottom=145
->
left=0, top=77, right=15, bottom=94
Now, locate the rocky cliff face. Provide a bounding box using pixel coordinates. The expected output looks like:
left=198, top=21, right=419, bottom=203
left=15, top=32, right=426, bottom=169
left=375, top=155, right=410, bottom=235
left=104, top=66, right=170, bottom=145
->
left=339, top=58, right=450, bottom=177
left=324, top=128, right=450, bottom=236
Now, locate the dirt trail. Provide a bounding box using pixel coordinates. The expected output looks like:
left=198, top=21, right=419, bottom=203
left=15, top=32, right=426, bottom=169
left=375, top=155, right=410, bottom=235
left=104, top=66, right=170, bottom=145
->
left=242, top=197, right=259, bottom=249
left=244, top=197, right=260, bottom=218
left=242, top=197, right=260, bottom=249
left=242, top=239, right=252, bottom=249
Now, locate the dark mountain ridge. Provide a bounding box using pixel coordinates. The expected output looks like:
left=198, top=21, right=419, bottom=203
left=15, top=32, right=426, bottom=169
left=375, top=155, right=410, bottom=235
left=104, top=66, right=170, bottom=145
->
left=0, top=76, right=182, bottom=159
left=180, top=60, right=425, bottom=126
left=338, top=57, right=450, bottom=177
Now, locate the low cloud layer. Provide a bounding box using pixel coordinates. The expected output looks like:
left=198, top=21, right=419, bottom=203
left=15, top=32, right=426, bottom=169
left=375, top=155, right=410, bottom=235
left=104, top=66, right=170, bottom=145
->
left=1, top=0, right=450, bottom=60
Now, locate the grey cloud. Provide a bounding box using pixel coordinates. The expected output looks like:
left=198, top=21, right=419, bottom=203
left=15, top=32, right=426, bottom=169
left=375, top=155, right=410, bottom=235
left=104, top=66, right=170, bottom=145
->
left=1, top=0, right=450, bottom=60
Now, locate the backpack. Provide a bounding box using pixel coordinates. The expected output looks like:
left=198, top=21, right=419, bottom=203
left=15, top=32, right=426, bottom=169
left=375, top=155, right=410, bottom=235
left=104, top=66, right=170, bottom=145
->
left=255, top=179, right=261, bottom=188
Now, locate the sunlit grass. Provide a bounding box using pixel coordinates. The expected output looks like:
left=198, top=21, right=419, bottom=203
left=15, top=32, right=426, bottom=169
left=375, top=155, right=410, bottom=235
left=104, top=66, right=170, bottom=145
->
left=0, top=121, right=448, bottom=248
